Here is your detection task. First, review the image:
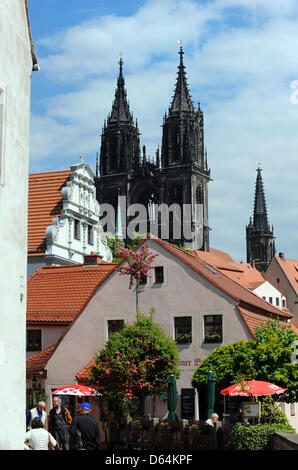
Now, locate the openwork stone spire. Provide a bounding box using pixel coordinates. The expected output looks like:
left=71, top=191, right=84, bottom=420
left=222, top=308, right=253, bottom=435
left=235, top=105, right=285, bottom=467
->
left=170, top=47, right=195, bottom=114
left=253, top=167, right=270, bottom=231
left=246, top=166, right=275, bottom=271
left=109, top=58, right=133, bottom=124
left=98, top=57, right=140, bottom=177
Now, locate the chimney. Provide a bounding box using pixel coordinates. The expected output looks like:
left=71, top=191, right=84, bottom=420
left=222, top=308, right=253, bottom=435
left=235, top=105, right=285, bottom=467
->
left=84, top=252, right=103, bottom=265
left=250, top=260, right=255, bottom=269
left=279, top=252, right=285, bottom=260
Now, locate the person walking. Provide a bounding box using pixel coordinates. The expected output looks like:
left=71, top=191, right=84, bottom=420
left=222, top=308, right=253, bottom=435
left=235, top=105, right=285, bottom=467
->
left=24, top=417, right=56, bottom=450
left=69, top=402, right=101, bottom=450
left=49, top=396, right=72, bottom=450
left=26, top=401, right=47, bottom=430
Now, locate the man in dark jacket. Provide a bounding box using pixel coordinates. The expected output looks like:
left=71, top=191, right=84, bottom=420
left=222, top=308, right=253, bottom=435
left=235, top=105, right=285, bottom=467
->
left=69, top=402, right=101, bottom=450
left=49, top=397, right=72, bottom=450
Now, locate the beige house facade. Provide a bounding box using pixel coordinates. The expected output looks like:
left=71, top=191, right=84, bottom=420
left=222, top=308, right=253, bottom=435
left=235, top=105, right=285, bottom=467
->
left=264, top=253, right=298, bottom=324
left=26, top=237, right=298, bottom=431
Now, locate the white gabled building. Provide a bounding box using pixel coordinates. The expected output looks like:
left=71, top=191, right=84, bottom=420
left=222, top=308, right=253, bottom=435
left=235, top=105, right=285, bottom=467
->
left=28, top=158, right=112, bottom=277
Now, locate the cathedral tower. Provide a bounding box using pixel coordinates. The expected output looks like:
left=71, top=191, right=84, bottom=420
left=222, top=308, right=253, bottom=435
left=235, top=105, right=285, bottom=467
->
left=158, top=47, right=211, bottom=250
left=96, top=49, right=211, bottom=250
left=96, top=58, right=141, bottom=214
left=246, top=167, right=275, bottom=271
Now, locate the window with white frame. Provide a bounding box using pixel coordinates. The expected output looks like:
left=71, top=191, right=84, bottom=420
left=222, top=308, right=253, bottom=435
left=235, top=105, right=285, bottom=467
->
left=290, top=402, right=295, bottom=416
left=107, top=320, right=124, bottom=338
left=154, top=266, right=164, bottom=284
left=87, top=225, right=93, bottom=245
left=74, top=219, right=80, bottom=240
left=174, top=317, right=192, bottom=344
left=203, top=315, right=223, bottom=343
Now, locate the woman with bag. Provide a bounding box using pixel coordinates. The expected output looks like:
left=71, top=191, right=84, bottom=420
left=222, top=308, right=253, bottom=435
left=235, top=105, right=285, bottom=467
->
left=24, top=417, right=57, bottom=450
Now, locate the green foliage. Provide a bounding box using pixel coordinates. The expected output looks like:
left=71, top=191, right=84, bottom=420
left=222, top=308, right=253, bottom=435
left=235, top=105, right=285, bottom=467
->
left=36, top=392, right=48, bottom=403
left=106, top=233, right=146, bottom=262
left=192, top=340, right=254, bottom=393
left=192, top=318, right=298, bottom=402
left=106, top=235, right=125, bottom=262
left=90, top=312, right=180, bottom=411
left=230, top=423, right=295, bottom=450
left=258, top=396, right=289, bottom=426
left=176, top=244, right=192, bottom=254
left=175, top=333, right=192, bottom=344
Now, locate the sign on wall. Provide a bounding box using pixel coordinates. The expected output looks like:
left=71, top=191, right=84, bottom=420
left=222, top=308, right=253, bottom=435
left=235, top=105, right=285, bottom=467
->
left=181, top=388, right=195, bottom=421
left=242, top=402, right=261, bottom=418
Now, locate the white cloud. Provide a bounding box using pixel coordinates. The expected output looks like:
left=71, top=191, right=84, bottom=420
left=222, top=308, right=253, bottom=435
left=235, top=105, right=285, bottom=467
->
left=30, top=0, right=298, bottom=260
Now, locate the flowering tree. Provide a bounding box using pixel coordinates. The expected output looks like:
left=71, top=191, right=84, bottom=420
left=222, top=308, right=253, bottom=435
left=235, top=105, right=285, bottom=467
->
left=115, top=243, right=159, bottom=314
left=90, top=313, right=180, bottom=416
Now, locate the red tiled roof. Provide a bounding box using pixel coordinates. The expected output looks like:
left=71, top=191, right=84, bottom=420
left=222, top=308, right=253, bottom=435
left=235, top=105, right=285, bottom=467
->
left=275, top=256, right=298, bottom=296
left=27, top=263, right=117, bottom=324
left=28, top=170, right=70, bottom=255
left=192, top=247, right=235, bottom=265
left=192, top=250, right=266, bottom=291
left=148, top=236, right=292, bottom=320
left=237, top=303, right=297, bottom=339
left=26, top=344, right=57, bottom=374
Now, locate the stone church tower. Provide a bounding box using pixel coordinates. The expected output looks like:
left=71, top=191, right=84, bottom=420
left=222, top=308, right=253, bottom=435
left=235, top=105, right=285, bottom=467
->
left=246, top=167, right=275, bottom=272
left=95, top=48, right=211, bottom=250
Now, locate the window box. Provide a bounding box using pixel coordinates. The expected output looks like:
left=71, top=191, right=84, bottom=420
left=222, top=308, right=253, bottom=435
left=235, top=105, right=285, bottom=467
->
left=204, top=332, right=222, bottom=344
left=175, top=333, right=192, bottom=344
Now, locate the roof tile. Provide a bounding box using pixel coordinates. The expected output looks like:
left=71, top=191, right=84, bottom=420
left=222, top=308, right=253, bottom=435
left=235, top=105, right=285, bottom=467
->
left=27, top=263, right=117, bottom=324
left=28, top=170, right=70, bottom=254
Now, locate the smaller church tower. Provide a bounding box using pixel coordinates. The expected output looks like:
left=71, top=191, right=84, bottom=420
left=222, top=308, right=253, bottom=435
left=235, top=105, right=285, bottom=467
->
left=246, top=167, right=275, bottom=272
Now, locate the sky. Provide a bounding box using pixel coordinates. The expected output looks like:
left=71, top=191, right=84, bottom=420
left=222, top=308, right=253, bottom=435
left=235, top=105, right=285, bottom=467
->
left=28, top=0, right=298, bottom=262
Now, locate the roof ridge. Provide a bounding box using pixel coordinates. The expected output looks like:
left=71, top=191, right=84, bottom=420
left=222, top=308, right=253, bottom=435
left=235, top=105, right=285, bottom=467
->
left=29, top=170, right=70, bottom=177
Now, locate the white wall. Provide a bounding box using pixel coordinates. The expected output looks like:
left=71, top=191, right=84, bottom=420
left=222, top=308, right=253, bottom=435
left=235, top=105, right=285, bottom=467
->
left=0, top=0, right=33, bottom=450
left=254, top=281, right=287, bottom=310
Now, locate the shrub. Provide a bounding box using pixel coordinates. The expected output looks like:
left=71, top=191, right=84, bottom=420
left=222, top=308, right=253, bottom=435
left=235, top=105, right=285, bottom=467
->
left=230, top=423, right=296, bottom=450
left=259, top=396, right=289, bottom=426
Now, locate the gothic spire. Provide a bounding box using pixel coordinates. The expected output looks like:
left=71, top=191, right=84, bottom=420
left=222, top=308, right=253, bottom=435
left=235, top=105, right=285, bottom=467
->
left=169, top=47, right=195, bottom=114
left=253, top=166, right=270, bottom=231
left=109, top=58, right=133, bottom=124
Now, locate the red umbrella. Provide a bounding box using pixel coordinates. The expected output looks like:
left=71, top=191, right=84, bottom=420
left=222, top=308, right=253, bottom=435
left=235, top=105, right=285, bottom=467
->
left=51, top=384, right=101, bottom=396
left=220, top=380, right=286, bottom=397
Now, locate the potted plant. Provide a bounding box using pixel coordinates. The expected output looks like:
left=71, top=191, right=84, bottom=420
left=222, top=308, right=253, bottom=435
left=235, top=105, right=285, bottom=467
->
left=188, top=423, right=199, bottom=431
left=176, top=333, right=192, bottom=344
left=160, top=421, right=172, bottom=431
left=204, top=331, right=222, bottom=343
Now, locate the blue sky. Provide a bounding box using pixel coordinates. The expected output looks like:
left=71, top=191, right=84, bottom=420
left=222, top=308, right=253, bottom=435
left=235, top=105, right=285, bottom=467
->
left=28, top=0, right=298, bottom=261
